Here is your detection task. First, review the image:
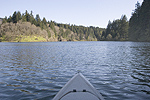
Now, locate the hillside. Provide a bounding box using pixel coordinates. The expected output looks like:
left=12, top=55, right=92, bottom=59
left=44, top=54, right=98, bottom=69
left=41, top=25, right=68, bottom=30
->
left=0, top=21, right=105, bottom=42
left=0, top=11, right=105, bottom=42
left=1, top=1, right=150, bottom=42
left=129, top=0, right=150, bottom=42
left=0, top=21, right=48, bottom=42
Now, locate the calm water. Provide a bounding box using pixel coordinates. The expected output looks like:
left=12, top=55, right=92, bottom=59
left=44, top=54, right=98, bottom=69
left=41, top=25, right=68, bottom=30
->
left=0, top=41, right=150, bottom=100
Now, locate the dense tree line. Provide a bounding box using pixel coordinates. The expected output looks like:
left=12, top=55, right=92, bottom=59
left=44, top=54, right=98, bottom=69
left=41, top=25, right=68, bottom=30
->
left=1, top=0, right=149, bottom=42
left=56, top=23, right=105, bottom=41
left=1, top=10, right=128, bottom=41
left=101, top=0, right=150, bottom=42
left=104, top=0, right=150, bottom=42
left=0, top=10, right=130, bottom=41
left=1, top=10, right=105, bottom=41
left=2, top=10, right=48, bottom=30
left=129, top=0, right=150, bottom=42
left=103, top=15, right=129, bottom=41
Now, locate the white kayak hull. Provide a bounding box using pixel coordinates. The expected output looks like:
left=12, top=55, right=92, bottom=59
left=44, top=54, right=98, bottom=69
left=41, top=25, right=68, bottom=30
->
left=53, top=73, right=104, bottom=100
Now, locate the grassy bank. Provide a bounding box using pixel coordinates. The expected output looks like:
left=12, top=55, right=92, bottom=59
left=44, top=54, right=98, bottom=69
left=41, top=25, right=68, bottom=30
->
left=17, top=35, right=47, bottom=42
left=0, top=35, right=47, bottom=42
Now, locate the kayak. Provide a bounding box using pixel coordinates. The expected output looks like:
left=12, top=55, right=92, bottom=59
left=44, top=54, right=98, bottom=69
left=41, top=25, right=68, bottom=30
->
left=53, top=73, right=104, bottom=100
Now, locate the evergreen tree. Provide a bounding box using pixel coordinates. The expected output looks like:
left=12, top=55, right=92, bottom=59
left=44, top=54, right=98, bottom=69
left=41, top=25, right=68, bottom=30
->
left=2, top=16, right=7, bottom=24
left=42, top=17, right=47, bottom=25
left=59, top=27, right=65, bottom=38
left=105, top=20, right=112, bottom=38
left=41, top=17, right=47, bottom=30
left=47, top=29, right=51, bottom=38
left=105, top=15, right=129, bottom=41
left=129, top=0, right=150, bottom=41
left=7, top=16, right=12, bottom=23
left=12, top=11, right=17, bottom=23
left=30, top=11, right=36, bottom=24
left=84, top=27, right=89, bottom=40
left=35, top=14, right=41, bottom=27
left=16, top=11, right=22, bottom=22
left=25, top=10, right=30, bottom=22
left=120, top=15, right=129, bottom=40
left=49, top=21, right=55, bottom=30
left=22, top=14, right=27, bottom=22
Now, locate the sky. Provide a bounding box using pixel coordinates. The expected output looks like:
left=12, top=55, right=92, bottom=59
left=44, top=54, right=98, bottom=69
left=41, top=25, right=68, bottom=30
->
left=0, top=0, right=143, bottom=28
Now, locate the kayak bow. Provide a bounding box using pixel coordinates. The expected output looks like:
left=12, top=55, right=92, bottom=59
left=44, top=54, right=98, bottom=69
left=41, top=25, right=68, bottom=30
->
left=53, top=73, right=104, bottom=100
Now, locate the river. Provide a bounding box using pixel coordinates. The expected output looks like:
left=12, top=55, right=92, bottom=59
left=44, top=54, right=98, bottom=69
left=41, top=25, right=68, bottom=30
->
left=0, top=41, right=150, bottom=100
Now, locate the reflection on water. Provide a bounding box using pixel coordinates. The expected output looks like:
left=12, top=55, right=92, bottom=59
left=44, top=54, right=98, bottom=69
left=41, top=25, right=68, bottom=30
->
left=0, top=41, right=150, bottom=100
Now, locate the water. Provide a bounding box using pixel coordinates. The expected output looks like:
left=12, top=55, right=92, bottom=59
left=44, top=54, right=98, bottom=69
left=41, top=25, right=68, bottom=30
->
left=0, top=41, right=150, bottom=100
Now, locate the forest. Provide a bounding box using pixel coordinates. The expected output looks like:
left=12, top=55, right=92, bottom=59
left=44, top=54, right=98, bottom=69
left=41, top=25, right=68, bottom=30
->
left=0, top=11, right=105, bottom=42
left=103, top=15, right=129, bottom=41
left=0, top=0, right=149, bottom=42
left=129, top=0, right=150, bottom=42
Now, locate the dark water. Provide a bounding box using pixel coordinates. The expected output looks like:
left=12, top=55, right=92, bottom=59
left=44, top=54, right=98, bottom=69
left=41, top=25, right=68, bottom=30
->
left=0, top=41, right=150, bottom=100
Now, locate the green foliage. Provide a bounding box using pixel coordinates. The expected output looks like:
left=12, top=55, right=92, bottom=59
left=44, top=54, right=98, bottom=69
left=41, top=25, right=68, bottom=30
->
left=25, top=10, right=30, bottom=22
left=49, top=21, right=55, bottom=30
left=0, top=10, right=105, bottom=42
left=47, top=29, right=51, bottom=38
left=35, top=14, right=41, bottom=27
left=0, top=21, right=48, bottom=42
left=16, top=11, right=22, bottom=21
left=22, top=14, right=27, bottom=22
left=30, top=11, right=36, bottom=25
left=5, top=5, right=150, bottom=42
left=11, top=11, right=22, bottom=23
left=129, top=0, right=150, bottom=42
left=56, top=23, right=104, bottom=41
left=59, top=27, right=65, bottom=38
left=12, top=11, right=17, bottom=23
left=41, top=17, right=47, bottom=30
left=106, top=34, right=112, bottom=40
left=7, top=16, right=12, bottom=23
left=2, top=17, right=7, bottom=24
left=104, top=15, right=129, bottom=41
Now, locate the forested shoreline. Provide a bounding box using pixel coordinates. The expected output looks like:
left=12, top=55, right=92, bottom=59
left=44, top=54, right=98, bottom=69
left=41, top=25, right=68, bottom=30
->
left=0, top=0, right=150, bottom=42
left=129, top=0, right=150, bottom=42
left=0, top=11, right=128, bottom=42
left=0, top=10, right=105, bottom=42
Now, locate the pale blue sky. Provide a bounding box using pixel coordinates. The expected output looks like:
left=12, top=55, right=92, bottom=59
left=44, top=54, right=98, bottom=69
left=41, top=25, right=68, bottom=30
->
left=0, top=0, right=143, bottom=28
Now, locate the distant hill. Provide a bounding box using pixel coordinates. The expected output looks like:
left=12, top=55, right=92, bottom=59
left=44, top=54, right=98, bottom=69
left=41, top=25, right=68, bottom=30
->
left=1, top=0, right=149, bottom=42
left=0, top=11, right=105, bottom=42
left=0, top=21, right=49, bottom=42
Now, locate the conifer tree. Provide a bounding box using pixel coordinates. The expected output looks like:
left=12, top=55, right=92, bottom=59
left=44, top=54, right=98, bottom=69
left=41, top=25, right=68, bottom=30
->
left=30, top=11, right=36, bottom=24
left=2, top=16, right=7, bottom=24
left=12, top=11, right=17, bottom=23
left=35, top=14, right=41, bottom=27
left=16, top=11, right=22, bottom=21
left=129, top=0, right=150, bottom=41
left=22, top=14, right=27, bottom=22
left=7, top=16, right=12, bottom=23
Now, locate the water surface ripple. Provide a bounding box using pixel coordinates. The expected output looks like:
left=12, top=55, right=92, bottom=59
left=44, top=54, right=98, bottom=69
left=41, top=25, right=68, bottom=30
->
left=0, top=41, right=150, bottom=100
